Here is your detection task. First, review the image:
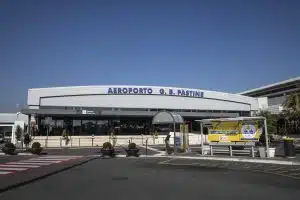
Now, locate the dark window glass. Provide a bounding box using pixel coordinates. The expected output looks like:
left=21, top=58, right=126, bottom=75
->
left=95, top=120, right=109, bottom=135
left=82, top=120, right=96, bottom=135
left=73, top=120, right=81, bottom=136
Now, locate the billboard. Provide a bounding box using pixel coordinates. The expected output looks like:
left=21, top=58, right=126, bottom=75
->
left=207, top=121, right=262, bottom=142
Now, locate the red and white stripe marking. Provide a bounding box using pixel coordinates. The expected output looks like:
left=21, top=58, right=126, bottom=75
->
left=0, top=155, right=82, bottom=175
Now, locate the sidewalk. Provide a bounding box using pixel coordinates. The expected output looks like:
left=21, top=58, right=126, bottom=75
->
left=147, top=145, right=300, bottom=166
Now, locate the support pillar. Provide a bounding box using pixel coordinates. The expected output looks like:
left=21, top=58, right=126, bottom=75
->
left=28, top=115, right=31, bottom=135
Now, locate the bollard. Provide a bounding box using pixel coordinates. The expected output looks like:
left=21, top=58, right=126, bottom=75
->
left=92, top=137, right=94, bottom=147
left=45, top=139, right=47, bottom=149
left=146, top=139, right=148, bottom=157
left=229, top=146, right=233, bottom=156
left=70, top=138, right=72, bottom=147
left=79, top=138, right=81, bottom=147
left=60, top=138, right=62, bottom=147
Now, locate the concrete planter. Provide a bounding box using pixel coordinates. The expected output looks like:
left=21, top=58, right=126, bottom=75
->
left=125, top=149, right=139, bottom=157
left=101, top=148, right=115, bottom=158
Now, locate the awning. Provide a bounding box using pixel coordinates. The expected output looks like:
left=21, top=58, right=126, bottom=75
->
left=152, top=111, right=184, bottom=124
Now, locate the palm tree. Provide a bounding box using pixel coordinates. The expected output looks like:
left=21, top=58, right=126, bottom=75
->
left=282, top=92, right=300, bottom=116
left=282, top=92, right=300, bottom=135
left=256, top=110, right=278, bottom=135
left=15, top=125, right=22, bottom=142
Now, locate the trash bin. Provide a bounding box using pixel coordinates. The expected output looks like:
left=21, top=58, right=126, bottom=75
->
left=283, top=138, right=296, bottom=157
left=259, top=147, right=266, bottom=158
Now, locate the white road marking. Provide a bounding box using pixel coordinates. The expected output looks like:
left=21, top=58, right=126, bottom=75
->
left=158, top=158, right=178, bottom=164
left=265, top=167, right=286, bottom=171
left=0, top=164, right=40, bottom=168
left=289, top=173, right=300, bottom=176
left=0, top=167, right=27, bottom=171
left=0, top=156, right=82, bottom=176
left=29, top=158, right=71, bottom=161
left=41, top=156, right=82, bottom=158
left=0, top=171, right=12, bottom=175
left=8, top=162, right=52, bottom=165
left=23, top=160, right=61, bottom=163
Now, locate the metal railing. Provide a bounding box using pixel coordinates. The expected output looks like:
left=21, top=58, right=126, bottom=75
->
left=30, top=135, right=203, bottom=148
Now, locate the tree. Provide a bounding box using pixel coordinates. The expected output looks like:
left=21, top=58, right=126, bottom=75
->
left=256, top=110, right=278, bottom=135
left=282, top=92, right=300, bottom=117
left=282, top=92, right=300, bottom=135
left=15, top=125, right=22, bottom=142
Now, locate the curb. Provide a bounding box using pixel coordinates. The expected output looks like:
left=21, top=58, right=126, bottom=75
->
left=0, top=152, right=33, bottom=156
left=144, top=155, right=300, bottom=166
left=0, top=156, right=99, bottom=194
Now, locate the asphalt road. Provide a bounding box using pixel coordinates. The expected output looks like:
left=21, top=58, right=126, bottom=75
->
left=1, top=157, right=300, bottom=200
left=42, top=146, right=158, bottom=156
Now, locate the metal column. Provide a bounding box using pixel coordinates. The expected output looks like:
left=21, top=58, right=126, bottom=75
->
left=264, top=118, right=270, bottom=158
left=200, top=122, right=204, bottom=155
left=173, top=121, right=176, bottom=155
left=27, top=115, right=31, bottom=135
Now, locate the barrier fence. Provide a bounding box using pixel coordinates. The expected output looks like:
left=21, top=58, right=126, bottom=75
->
left=29, top=134, right=206, bottom=148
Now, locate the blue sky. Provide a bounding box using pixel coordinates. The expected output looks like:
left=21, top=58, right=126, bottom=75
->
left=1, top=0, right=299, bottom=112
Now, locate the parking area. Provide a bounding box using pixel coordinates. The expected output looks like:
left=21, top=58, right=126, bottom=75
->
left=1, top=157, right=300, bottom=199
left=158, top=157, right=300, bottom=180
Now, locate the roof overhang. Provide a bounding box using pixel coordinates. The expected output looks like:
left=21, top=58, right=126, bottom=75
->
left=21, top=108, right=241, bottom=118
left=195, top=116, right=266, bottom=123
left=238, top=76, right=300, bottom=95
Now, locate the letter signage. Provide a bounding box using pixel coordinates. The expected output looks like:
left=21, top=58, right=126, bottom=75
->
left=107, top=87, right=204, bottom=98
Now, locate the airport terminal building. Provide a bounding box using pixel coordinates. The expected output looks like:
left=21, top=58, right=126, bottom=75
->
left=20, top=85, right=259, bottom=136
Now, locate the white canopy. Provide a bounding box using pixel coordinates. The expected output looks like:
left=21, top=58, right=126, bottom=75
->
left=152, top=111, right=184, bottom=124
left=195, top=116, right=266, bottom=123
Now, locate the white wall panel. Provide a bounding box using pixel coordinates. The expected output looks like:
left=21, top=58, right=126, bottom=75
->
left=40, top=95, right=251, bottom=111
left=28, top=85, right=258, bottom=111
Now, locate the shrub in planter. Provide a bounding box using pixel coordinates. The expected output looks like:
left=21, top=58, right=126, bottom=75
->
left=30, top=142, right=43, bottom=155
left=23, top=134, right=31, bottom=149
left=103, top=142, right=113, bottom=150
left=2, top=142, right=16, bottom=155
left=128, top=142, right=137, bottom=150
left=126, top=142, right=139, bottom=157
left=101, top=142, right=115, bottom=158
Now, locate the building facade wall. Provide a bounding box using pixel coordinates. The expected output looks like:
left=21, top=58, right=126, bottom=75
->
left=22, top=85, right=259, bottom=137
left=27, top=85, right=259, bottom=111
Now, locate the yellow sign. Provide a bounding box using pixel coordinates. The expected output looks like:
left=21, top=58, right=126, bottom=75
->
left=180, top=124, right=189, bottom=150
left=207, top=121, right=262, bottom=142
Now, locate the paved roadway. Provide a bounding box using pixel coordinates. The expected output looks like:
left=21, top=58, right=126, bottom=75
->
left=0, top=157, right=300, bottom=200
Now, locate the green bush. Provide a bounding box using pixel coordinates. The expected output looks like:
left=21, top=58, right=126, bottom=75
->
left=15, top=125, right=22, bottom=141
left=2, top=142, right=16, bottom=155
left=102, top=142, right=113, bottom=149
left=32, top=142, right=41, bottom=149
left=31, top=142, right=42, bottom=154
left=128, top=142, right=137, bottom=149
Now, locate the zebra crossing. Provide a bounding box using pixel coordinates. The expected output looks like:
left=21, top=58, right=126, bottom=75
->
left=0, top=155, right=83, bottom=175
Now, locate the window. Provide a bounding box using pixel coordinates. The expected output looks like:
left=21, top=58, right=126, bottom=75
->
left=82, top=120, right=96, bottom=135
left=95, top=120, right=109, bottom=135
left=73, top=120, right=81, bottom=135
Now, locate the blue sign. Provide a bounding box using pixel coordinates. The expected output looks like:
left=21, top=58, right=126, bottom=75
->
left=107, top=87, right=204, bottom=98
left=175, top=136, right=181, bottom=147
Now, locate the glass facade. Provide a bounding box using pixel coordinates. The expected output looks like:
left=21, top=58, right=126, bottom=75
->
left=37, top=117, right=153, bottom=136
left=34, top=108, right=249, bottom=136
